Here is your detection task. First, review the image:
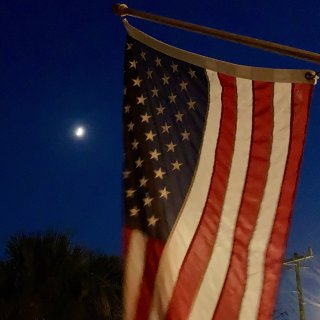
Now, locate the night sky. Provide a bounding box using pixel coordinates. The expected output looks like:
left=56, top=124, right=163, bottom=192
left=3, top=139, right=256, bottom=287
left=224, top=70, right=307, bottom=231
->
left=1, top=1, right=320, bottom=318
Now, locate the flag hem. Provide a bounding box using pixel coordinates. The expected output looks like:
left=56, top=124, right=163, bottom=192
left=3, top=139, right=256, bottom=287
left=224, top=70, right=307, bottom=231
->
left=123, top=20, right=316, bottom=84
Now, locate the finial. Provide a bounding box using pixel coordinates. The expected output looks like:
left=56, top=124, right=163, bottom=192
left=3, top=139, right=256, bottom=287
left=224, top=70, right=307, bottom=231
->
left=112, top=4, right=129, bottom=17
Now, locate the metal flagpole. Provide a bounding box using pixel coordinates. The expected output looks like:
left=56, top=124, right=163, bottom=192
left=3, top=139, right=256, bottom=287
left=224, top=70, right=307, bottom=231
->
left=112, top=3, right=320, bottom=67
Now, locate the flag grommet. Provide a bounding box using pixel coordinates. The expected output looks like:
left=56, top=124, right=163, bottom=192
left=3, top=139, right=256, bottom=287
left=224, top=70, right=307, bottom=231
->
left=305, top=72, right=315, bottom=80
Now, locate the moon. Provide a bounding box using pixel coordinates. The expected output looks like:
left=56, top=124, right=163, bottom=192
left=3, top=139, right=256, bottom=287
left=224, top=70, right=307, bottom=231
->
left=74, top=126, right=86, bottom=138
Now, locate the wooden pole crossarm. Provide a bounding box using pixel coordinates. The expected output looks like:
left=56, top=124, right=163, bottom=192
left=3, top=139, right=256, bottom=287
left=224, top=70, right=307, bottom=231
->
left=283, top=248, right=313, bottom=266
left=112, top=3, right=320, bottom=67
left=283, top=254, right=313, bottom=265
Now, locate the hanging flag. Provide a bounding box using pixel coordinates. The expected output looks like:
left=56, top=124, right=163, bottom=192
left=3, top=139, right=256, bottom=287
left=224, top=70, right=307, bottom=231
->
left=122, top=20, right=316, bottom=320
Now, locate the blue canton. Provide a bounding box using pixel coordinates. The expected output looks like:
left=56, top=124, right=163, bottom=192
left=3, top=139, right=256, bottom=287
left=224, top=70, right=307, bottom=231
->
left=123, top=36, right=209, bottom=241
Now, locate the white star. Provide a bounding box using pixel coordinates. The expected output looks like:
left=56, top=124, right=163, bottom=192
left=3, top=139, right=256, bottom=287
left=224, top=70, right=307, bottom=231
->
left=156, top=104, right=165, bottom=115
left=145, top=130, right=156, bottom=142
left=181, top=130, right=190, bottom=141
left=171, top=62, right=178, bottom=72
left=123, top=170, right=131, bottom=179
left=175, top=111, right=184, bottom=122
left=139, top=176, right=148, bottom=187
left=168, top=92, right=177, bottom=104
left=162, top=74, right=170, bottom=85
left=124, top=105, right=131, bottom=113
left=131, top=139, right=139, bottom=150
left=187, top=98, right=196, bottom=110
left=161, top=123, right=171, bottom=133
left=126, top=188, right=136, bottom=198
left=188, top=68, right=197, bottom=78
left=129, top=60, right=138, bottom=69
left=143, top=196, right=154, bottom=207
left=154, top=167, right=166, bottom=179
left=171, top=160, right=183, bottom=171
left=179, top=81, right=188, bottom=91
left=140, top=112, right=151, bottom=123
left=146, top=69, right=153, bottom=79
left=166, top=141, right=176, bottom=152
left=149, top=148, right=161, bottom=160
left=140, top=51, right=146, bottom=60
left=132, top=76, right=142, bottom=87
left=129, top=206, right=140, bottom=217
left=159, top=187, right=170, bottom=199
left=126, top=43, right=133, bottom=50
left=155, top=57, right=162, bottom=66
left=127, top=122, right=134, bottom=131
left=137, top=94, right=147, bottom=105
left=135, top=157, right=144, bottom=168
left=148, top=215, right=159, bottom=227
left=151, top=87, right=159, bottom=97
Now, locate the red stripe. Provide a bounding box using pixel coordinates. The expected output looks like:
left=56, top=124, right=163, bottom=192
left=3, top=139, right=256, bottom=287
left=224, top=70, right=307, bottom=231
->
left=133, top=237, right=164, bottom=320
left=165, top=73, right=237, bottom=320
left=258, top=83, right=314, bottom=320
left=212, top=81, right=274, bottom=320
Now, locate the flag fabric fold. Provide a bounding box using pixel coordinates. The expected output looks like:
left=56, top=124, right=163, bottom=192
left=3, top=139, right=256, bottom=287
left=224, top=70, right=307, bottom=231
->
left=122, top=21, right=316, bottom=320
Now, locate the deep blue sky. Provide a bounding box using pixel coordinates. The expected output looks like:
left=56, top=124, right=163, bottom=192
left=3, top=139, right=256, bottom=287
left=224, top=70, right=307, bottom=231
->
left=1, top=1, right=320, bottom=318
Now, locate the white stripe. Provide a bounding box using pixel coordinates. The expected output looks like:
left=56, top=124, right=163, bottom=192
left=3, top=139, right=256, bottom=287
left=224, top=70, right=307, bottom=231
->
left=189, top=78, right=253, bottom=320
left=239, top=83, right=292, bottom=320
left=148, top=71, right=222, bottom=319
left=124, top=229, right=148, bottom=320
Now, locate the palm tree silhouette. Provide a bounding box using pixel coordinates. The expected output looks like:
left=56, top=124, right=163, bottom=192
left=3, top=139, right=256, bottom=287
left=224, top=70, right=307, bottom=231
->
left=0, top=231, right=122, bottom=320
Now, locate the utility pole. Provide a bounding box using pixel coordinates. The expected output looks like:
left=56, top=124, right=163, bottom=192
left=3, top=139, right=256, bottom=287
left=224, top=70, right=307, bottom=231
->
left=283, top=247, right=313, bottom=320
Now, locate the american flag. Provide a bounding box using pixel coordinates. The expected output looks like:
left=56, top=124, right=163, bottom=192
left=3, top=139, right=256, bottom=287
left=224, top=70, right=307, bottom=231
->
left=122, top=22, right=316, bottom=320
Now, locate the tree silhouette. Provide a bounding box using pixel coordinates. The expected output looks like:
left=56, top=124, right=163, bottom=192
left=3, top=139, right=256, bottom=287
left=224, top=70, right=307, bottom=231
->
left=0, top=231, right=122, bottom=320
